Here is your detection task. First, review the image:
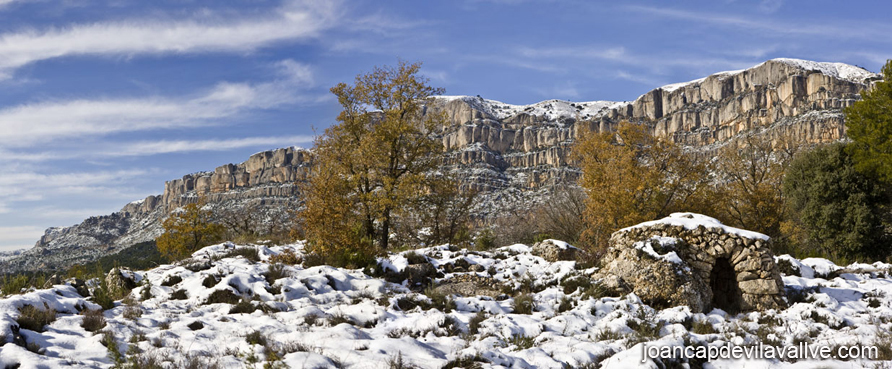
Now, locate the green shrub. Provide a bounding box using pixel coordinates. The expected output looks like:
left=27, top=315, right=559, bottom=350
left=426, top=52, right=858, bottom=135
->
left=784, top=143, right=889, bottom=261
left=441, top=354, right=488, bottom=369
left=691, top=319, right=715, bottom=334
left=245, top=330, right=267, bottom=346
left=1, top=274, right=31, bottom=296
left=468, top=311, right=487, bottom=335
left=506, top=334, right=536, bottom=350
left=80, top=309, right=106, bottom=333
left=91, top=283, right=116, bottom=311
left=561, top=275, right=593, bottom=295
left=17, top=304, right=57, bottom=332
left=205, top=289, right=240, bottom=305
left=265, top=264, right=290, bottom=284
left=512, top=294, right=535, bottom=314
left=202, top=275, right=219, bottom=288
left=557, top=297, right=574, bottom=313
left=170, top=289, right=188, bottom=300
left=474, top=229, right=496, bottom=250
left=437, top=316, right=462, bottom=337
left=160, top=275, right=183, bottom=287
left=220, top=247, right=261, bottom=262
left=405, top=252, right=428, bottom=265
left=229, top=300, right=257, bottom=314
left=423, top=286, right=456, bottom=313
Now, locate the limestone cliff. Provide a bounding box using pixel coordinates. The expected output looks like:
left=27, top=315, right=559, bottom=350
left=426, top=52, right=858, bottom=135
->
left=1, top=147, right=310, bottom=272
left=1, top=58, right=880, bottom=272
left=429, top=58, right=878, bottom=198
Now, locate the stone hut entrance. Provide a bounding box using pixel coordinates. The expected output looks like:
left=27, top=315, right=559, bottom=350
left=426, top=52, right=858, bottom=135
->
left=709, top=257, right=743, bottom=314
left=594, top=213, right=787, bottom=313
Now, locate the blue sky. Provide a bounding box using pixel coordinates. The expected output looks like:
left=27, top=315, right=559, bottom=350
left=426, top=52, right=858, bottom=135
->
left=0, top=0, right=890, bottom=252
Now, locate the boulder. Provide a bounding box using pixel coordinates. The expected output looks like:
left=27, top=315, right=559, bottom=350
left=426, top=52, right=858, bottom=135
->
left=594, top=213, right=786, bottom=313
left=105, top=267, right=138, bottom=298
left=531, top=239, right=578, bottom=262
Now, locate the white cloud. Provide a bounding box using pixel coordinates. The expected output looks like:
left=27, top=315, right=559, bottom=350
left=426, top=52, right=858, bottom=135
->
left=0, top=169, right=149, bottom=194
left=0, top=0, right=341, bottom=78
left=624, top=5, right=892, bottom=40
left=0, top=168, right=151, bottom=218
left=275, top=60, right=315, bottom=85
left=0, top=76, right=317, bottom=147
left=0, top=226, right=45, bottom=251
left=109, top=136, right=315, bottom=157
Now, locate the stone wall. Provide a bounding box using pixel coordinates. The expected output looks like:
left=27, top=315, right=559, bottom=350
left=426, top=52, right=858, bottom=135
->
left=595, top=213, right=786, bottom=313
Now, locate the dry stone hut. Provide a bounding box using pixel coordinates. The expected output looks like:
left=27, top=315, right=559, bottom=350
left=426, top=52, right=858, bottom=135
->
left=594, top=213, right=786, bottom=313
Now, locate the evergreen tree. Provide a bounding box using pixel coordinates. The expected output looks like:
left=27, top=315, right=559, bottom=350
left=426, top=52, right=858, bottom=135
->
left=845, top=59, right=892, bottom=182
left=783, top=143, right=889, bottom=261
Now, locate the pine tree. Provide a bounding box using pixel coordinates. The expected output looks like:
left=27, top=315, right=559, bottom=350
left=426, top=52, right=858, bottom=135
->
left=783, top=143, right=889, bottom=262
left=845, top=59, right=892, bottom=182
left=299, top=61, right=446, bottom=265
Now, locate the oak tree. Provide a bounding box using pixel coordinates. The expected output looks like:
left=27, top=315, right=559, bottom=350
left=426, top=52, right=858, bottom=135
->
left=156, top=199, right=224, bottom=260
left=299, top=61, right=446, bottom=266
left=573, top=122, right=709, bottom=252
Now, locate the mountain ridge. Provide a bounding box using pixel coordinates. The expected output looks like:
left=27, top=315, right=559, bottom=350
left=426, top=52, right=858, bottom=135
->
left=0, top=58, right=881, bottom=273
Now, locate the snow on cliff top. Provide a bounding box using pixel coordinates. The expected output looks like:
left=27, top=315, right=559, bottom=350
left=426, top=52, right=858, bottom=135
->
left=772, top=58, right=877, bottom=83
left=659, top=58, right=877, bottom=93
left=439, top=59, right=876, bottom=121
left=436, top=95, right=626, bottom=121
left=619, top=212, right=770, bottom=240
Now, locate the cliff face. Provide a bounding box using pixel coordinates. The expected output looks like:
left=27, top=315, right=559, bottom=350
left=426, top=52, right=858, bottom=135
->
left=1, top=147, right=310, bottom=272
left=2, top=58, right=880, bottom=272
left=430, top=59, right=878, bottom=196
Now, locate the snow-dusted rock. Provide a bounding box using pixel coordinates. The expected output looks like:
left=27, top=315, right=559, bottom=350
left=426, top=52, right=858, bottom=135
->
left=531, top=239, right=578, bottom=262
left=596, top=213, right=786, bottom=313
left=105, top=267, right=137, bottom=297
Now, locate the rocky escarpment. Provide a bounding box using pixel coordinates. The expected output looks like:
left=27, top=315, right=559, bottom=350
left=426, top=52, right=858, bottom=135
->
left=0, top=147, right=310, bottom=272
left=429, top=59, right=879, bottom=203
left=2, top=58, right=881, bottom=272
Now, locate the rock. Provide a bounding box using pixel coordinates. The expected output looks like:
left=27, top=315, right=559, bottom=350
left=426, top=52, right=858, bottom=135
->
left=66, top=278, right=90, bottom=297
left=531, top=239, right=578, bottom=262
left=10, top=324, right=27, bottom=348
left=433, top=274, right=502, bottom=298
left=105, top=267, right=137, bottom=298
left=597, top=274, right=631, bottom=296
left=597, top=213, right=786, bottom=313
left=42, top=274, right=63, bottom=289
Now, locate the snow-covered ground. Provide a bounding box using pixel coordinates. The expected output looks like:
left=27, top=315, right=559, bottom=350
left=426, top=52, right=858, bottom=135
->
left=2, top=241, right=892, bottom=368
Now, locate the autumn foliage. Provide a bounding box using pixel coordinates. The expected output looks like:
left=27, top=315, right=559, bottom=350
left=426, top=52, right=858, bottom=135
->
left=573, top=122, right=710, bottom=253
left=156, top=199, right=224, bottom=260
left=299, top=61, right=448, bottom=267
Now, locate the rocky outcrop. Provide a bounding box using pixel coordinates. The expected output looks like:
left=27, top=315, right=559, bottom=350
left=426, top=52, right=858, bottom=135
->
left=0, top=147, right=310, bottom=273
left=162, top=147, right=311, bottom=208
left=594, top=213, right=786, bottom=313
left=429, top=59, right=879, bottom=196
